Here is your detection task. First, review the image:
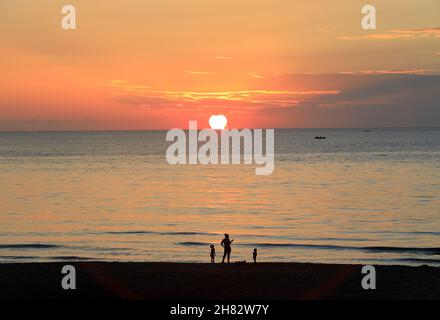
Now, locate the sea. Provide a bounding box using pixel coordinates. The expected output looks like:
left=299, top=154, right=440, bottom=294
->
left=0, top=128, right=439, bottom=266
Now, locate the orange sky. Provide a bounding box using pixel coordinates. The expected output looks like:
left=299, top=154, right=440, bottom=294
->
left=1, top=0, right=440, bottom=130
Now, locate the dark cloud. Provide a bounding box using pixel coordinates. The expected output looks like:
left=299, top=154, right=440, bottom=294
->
left=258, top=74, right=440, bottom=128
left=106, top=74, right=440, bottom=128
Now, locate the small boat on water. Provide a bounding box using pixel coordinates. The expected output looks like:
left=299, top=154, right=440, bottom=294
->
left=363, top=129, right=372, bottom=133
left=315, top=136, right=326, bottom=140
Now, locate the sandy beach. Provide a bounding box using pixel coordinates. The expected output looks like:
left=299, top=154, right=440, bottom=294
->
left=0, top=262, right=438, bottom=300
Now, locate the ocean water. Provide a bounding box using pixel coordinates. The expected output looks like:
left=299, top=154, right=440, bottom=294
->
left=0, top=128, right=440, bottom=266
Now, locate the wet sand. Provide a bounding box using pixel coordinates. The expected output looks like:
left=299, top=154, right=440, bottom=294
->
left=0, top=262, right=439, bottom=300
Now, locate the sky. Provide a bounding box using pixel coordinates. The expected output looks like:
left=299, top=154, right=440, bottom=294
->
left=1, top=0, right=440, bottom=130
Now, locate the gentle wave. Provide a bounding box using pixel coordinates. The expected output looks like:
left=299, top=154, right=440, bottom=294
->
left=161, top=232, right=215, bottom=236
left=103, top=231, right=365, bottom=240
left=366, top=246, right=440, bottom=254
left=104, top=231, right=156, bottom=235
left=237, top=243, right=440, bottom=255
left=103, top=230, right=216, bottom=236
left=398, top=231, right=440, bottom=236
left=48, top=256, right=94, bottom=261
left=397, top=258, right=440, bottom=264
left=0, top=244, right=60, bottom=249
left=0, top=255, right=39, bottom=260
left=179, top=242, right=209, bottom=246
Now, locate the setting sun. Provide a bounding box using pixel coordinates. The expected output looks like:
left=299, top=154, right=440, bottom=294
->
left=209, top=115, right=228, bottom=130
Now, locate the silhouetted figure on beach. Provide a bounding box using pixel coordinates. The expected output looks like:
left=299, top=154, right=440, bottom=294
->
left=253, top=248, right=257, bottom=263
left=210, top=245, right=216, bottom=263
left=221, top=234, right=233, bottom=263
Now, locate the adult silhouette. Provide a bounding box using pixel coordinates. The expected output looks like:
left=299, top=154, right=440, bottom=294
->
left=221, top=234, right=233, bottom=263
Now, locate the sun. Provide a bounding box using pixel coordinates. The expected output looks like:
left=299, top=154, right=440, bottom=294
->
left=209, top=115, right=228, bottom=130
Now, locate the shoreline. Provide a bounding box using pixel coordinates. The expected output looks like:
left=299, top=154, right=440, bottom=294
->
left=0, top=262, right=439, bottom=300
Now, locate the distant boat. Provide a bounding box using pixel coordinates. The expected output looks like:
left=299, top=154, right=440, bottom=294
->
left=363, top=129, right=372, bottom=132
left=315, top=136, right=326, bottom=140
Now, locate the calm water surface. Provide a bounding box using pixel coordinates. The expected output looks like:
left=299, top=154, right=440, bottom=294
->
left=1, top=128, right=439, bottom=266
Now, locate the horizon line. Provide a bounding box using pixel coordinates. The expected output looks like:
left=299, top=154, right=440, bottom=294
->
left=1, top=125, right=440, bottom=133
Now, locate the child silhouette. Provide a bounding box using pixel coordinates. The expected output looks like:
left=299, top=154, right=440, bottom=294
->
left=210, top=245, right=216, bottom=263
left=253, top=248, right=257, bottom=263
